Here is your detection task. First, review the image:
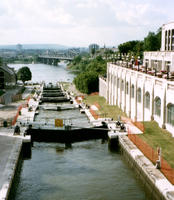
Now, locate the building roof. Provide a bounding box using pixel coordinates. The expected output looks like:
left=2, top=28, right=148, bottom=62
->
left=0, top=65, right=15, bottom=76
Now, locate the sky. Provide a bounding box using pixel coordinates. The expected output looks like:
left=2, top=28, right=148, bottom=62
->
left=0, top=0, right=173, bottom=47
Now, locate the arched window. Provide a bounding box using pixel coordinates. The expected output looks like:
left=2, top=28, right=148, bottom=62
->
left=137, top=88, right=141, bottom=103
left=131, top=84, right=134, bottom=98
left=117, top=78, right=120, bottom=88
left=126, top=82, right=129, bottom=94
left=121, top=80, right=124, bottom=91
left=145, top=92, right=150, bottom=109
left=154, top=97, right=161, bottom=117
left=167, top=104, right=174, bottom=126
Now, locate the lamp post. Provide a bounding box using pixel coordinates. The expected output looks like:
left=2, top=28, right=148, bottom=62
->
left=137, top=56, right=140, bottom=71
left=131, top=56, right=134, bottom=69
left=121, top=53, right=123, bottom=66
left=145, top=59, right=148, bottom=73
left=167, top=61, right=170, bottom=79
left=114, top=54, right=117, bottom=64
left=115, top=54, right=117, bottom=64
left=118, top=53, right=120, bottom=65
left=126, top=55, right=129, bottom=68
left=154, top=60, right=158, bottom=76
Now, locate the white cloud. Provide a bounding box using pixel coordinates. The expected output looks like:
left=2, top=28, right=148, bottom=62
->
left=104, top=0, right=151, bottom=26
left=76, top=0, right=99, bottom=8
left=0, top=0, right=173, bottom=46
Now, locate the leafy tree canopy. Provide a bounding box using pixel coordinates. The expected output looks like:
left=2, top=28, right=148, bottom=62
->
left=72, top=55, right=82, bottom=65
left=17, top=66, right=32, bottom=84
left=74, top=71, right=99, bottom=94
left=118, top=28, right=161, bottom=57
left=144, top=31, right=161, bottom=51
left=69, top=54, right=106, bottom=93
left=118, top=40, right=144, bottom=57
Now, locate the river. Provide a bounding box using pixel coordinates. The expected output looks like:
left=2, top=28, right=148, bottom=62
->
left=9, top=62, right=75, bottom=84
left=9, top=63, right=148, bottom=200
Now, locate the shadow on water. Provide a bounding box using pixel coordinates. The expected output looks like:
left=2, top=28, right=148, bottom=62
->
left=8, top=145, right=29, bottom=200
left=108, top=138, right=121, bottom=153
left=55, top=143, right=72, bottom=153
left=10, top=140, right=150, bottom=200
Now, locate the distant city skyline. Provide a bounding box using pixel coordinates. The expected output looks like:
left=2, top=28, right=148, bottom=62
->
left=0, top=0, right=173, bottom=47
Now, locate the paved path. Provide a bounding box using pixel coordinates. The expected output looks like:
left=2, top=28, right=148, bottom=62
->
left=22, top=86, right=33, bottom=99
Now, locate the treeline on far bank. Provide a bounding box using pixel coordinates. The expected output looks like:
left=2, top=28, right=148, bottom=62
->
left=68, top=55, right=107, bottom=94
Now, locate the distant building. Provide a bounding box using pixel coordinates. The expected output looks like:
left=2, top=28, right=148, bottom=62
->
left=67, top=48, right=80, bottom=57
left=99, top=46, right=118, bottom=57
left=16, top=44, right=23, bottom=51
left=0, top=65, right=16, bottom=89
left=111, top=47, right=118, bottom=52
left=89, top=44, right=99, bottom=54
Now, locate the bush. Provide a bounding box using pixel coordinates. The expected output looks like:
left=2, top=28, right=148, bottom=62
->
left=74, top=71, right=99, bottom=94
left=17, top=66, right=32, bottom=84
left=69, top=55, right=106, bottom=93
left=0, top=90, right=4, bottom=96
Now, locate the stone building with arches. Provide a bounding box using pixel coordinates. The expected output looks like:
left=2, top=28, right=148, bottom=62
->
left=99, top=22, right=174, bottom=136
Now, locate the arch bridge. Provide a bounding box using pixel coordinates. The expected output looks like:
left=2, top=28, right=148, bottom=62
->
left=38, top=55, right=73, bottom=66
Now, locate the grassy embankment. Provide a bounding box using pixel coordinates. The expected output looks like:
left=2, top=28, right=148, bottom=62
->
left=84, top=94, right=174, bottom=168
left=139, top=121, right=174, bottom=168
left=83, top=95, right=127, bottom=120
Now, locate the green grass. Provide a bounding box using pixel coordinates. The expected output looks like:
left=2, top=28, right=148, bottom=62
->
left=83, top=95, right=127, bottom=120
left=139, top=121, right=174, bottom=168
left=83, top=95, right=174, bottom=168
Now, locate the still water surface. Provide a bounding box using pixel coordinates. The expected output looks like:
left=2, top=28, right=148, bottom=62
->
left=14, top=141, right=147, bottom=200
left=10, top=63, right=148, bottom=200
left=9, top=62, right=75, bottom=83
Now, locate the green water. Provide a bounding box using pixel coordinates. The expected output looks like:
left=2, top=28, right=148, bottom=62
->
left=13, top=141, right=148, bottom=200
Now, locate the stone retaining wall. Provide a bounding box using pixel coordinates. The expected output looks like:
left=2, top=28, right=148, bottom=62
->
left=119, top=135, right=174, bottom=200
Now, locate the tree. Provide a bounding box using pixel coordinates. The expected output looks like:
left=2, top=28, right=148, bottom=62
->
left=144, top=31, right=161, bottom=51
left=74, top=71, right=99, bottom=94
left=118, top=40, right=144, bottom=55
left=69, top=53, right=106, bottom=93
left=72, top=55, right=82, bottom=65
left=133, top=41, right=144, bottom=57
left=17, top=66, right=32, bottom=84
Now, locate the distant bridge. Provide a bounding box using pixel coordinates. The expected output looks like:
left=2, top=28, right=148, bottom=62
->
left=38, top=55, right=73, bottom=65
